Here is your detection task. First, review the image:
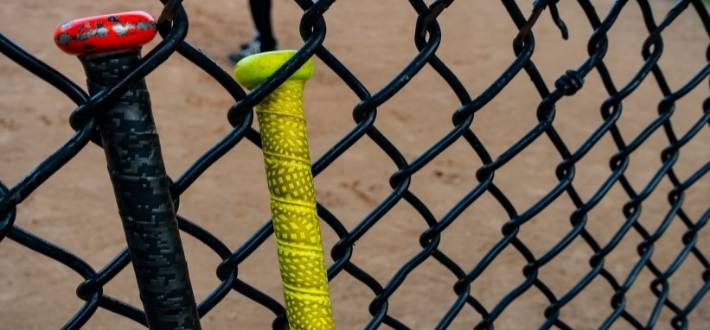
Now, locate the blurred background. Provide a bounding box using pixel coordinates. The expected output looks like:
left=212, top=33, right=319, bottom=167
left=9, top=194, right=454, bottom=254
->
left=1, top=0, right=708, bottom=328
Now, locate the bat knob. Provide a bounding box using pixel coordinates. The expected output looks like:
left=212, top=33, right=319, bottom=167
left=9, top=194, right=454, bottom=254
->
left=234, top=50, right=314, bottom=90
left=54, top=11, right=157, bottom=56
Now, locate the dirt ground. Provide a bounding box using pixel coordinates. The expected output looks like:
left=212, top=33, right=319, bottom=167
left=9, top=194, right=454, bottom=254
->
left=1, top=0, right=708, bottom=329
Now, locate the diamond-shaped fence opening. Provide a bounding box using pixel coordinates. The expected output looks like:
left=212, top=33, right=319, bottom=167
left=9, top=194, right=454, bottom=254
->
left=1, top=0, right=708, bottom=329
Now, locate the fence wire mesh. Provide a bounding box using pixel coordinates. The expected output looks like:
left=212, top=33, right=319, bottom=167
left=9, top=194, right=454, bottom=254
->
left=1, top=0, right=709, bottom=329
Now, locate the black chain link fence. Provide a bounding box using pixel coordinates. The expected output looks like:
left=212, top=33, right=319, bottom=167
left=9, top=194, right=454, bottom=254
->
left=1, top=0, right=709, bottom=328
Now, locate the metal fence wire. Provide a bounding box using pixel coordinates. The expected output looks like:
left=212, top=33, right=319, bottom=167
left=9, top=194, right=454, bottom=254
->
left=1, top=0, right=709, bottom=329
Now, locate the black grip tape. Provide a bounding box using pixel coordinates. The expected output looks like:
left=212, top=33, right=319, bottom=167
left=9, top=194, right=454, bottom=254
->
left=81, top=50, right=201, bottom=330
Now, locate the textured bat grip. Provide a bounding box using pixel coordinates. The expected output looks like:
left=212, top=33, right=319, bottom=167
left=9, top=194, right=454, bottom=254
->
left=81, top=50, right=201, bottom=330
left=235, top=50, right=334, bottom=329
left=256, top=80, right=334, bottom=330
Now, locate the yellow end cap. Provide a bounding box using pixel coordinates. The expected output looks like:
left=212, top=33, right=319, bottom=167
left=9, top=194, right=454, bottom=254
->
left=234, top=50, right=314, bottom=89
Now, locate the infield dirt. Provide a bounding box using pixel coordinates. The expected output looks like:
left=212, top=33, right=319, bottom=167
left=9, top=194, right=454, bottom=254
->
left=1, top=0, right=708, bottom=329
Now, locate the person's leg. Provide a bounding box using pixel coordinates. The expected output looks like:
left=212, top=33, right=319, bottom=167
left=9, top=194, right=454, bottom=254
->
left=250, top=0, right=276, bottom=51
left=230, top=0, right=277, bottom=63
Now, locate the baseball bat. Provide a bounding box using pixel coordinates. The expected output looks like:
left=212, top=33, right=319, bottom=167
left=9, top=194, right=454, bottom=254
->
left=54, top=11, right=201, bottom=329
left=234, top=50, right=335, bottom=329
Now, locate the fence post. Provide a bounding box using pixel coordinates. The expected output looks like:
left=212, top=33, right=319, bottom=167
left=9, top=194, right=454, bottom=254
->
left=54, top=11, right=201, bottom=329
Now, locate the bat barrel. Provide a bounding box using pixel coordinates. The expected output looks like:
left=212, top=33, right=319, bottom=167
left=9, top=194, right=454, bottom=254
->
left=235, top=50, right=335, bottom=330
left=56, top=12, right=201, bottom=330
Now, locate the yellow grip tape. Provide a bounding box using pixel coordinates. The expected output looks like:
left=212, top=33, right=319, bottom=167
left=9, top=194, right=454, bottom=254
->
left=235, top=50, right=334, bottom=330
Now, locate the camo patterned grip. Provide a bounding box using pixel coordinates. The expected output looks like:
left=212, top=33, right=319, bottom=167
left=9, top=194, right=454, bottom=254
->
left=82, top=50, right=201, bottom=330
left=256, top=80, right=334, bottom=330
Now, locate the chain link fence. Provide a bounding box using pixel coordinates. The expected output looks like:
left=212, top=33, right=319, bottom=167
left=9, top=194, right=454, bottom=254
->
left=1, top=0, right=709, bottom=328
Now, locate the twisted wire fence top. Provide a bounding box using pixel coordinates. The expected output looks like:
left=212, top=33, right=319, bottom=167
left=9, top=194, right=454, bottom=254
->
left=1, top=0, right=709, bottom=329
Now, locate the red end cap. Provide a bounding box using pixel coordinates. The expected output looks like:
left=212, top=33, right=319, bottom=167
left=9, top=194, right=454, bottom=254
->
left=54, top=11, right=157, bottom=55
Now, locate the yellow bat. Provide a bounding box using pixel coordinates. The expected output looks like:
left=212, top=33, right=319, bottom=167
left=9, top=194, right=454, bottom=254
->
left=234, top=50, right=334, bottom=330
